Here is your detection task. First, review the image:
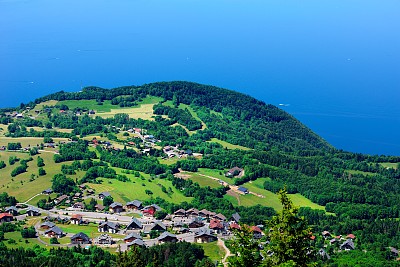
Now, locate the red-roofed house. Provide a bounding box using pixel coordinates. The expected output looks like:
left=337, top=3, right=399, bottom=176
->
left=346, top=234, right=356, bottom=239
left=0, top=213, right=13, bottom=223
left=209, top=219, right=224, bottom=233
left=251, top=226, right=263, bottom=239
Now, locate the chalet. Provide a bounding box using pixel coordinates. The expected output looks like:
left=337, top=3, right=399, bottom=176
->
left=251, top=226, right=263, bottom=239
left=71, top=232, right=91, bottom=245
left=198, top=209, right=211, bottom=218
left=185, top=149, right=193, bottom=156
left=238, top=187, right=249, bottom=195
left=26, top=207, right=40, bottom=216
left=340, top=239, right=355, bottom=251
left=225, top=167, right=243, bottom=178
left=189, top=218, right=205, bottom=228
left=157, top=232, right=177, bottom=244
left=45, top=226, right=64, bottom=238
left=390, top=247, right=399, bottom=257
left=42, top=188, right=53, bottom=195
left=318, top=249, right=331, bottom=260
left=99, top=192, right=111, bottom=199
left=126, top=218, right=143, bottom=230
left=126, top=200, right=142, bottom=210
left=72, top=202, right=84, bottom=209
left=5, top=206, right=18, bottom=216
left=98, top=221, right=120, bottom=234
left=109, top=202, right=124, bottom=213
left=40, top=221, right=56, bottom=229
left=346, top=234, right=356, bottom=239
left=186, top=208, right=199, bottom=217
left=142, top=204, right=161, bottom=217
left=95, top=204, right=105, bottom=212
left=88, top=110, right=96, bottom=115
left=124, top=232, right=142, bottom=243
left=0, top=146, right=6, bottom=151
left=0, top=213, right=13, bottom=223
left=231, top=212, right=240, bottom=223
left=87, top=189, right=94, bottom=195
left=209, top=219, right=224, bottom=233
left=195, top=229, right=218, bottom=243
left=70, top=214, right=83, bottom=225
left=94, top=234, right=113, bottom=245
left=134, top=128, right=141, bottom=134
left=54, top=195, right=68, bottom=205
left=73, top=192, right=82, bottom=199
left=213, top=213, right=226, bottom=221
left=150, top=220, right=166, bottom=232
left=322, top=231, right=331, bottom=239
left=173, top=209, right=186, bottom=217
left=229, top=222, right=241, bottom=230
left=127, top=238, right=145, bottom=248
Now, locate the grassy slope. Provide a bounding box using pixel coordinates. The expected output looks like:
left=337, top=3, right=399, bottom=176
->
left=208, top=138, right=251, bottom=151
left=198, top=242, right=225, bottom=262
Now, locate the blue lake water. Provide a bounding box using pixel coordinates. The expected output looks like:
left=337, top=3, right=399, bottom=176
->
left=1, top=0, right=399, bottom=155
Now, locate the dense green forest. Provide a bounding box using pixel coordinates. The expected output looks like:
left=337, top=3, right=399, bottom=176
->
left=1, top=81, right=400, bottom=266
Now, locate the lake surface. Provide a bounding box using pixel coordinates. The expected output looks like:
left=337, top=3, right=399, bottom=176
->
left=1, top=0, right=399, bottom=155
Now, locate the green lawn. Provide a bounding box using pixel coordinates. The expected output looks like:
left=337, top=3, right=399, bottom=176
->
left=198, top=241, right=225, bottom=262
left=3, top=231, right=43, bottom=249
left=208, top=138, right=251, bottom=151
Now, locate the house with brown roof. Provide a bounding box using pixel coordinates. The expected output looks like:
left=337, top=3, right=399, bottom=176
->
left=126, top=200, right=142, bottom=210
left=40, top=221, right=56, bottom=229
left=54, top=195, right=68, bottom=205
left=195, top=229, right=218, bottom=243
left=70, top=214, right=83, bottom=225
left=95, top=204, right=105, bottom=212
left=72, top=202, right=85, bottom=209
left=213, top=213, right=226, bottom=221
left=157, top=232, right=177, bottom=244
left=71, top=232, right=91, bottom=245
left=0, top=213, right=13, bottom=223
left=150, top=220, right=166, bottom=232
left=124, top=232, right=142, bottom=243
left=251, top=226, right=263, bottom=239
left=98, top=221, right=120, bottom=234
left=126, top=218, right=143, bottom=230
left=109, top=202, right=124, bottom=213
left=186, top=208, right=199, bottom=217
left=173, top=209, right=186, bottom=217
left=209, top=219, right=224, bottom=234
left=189, top=218, right=205, bottom=228
left=45, top=226, right=64, bottom=238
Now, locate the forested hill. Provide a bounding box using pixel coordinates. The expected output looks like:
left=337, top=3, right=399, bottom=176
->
left=33, top=81, right=331, bottom=152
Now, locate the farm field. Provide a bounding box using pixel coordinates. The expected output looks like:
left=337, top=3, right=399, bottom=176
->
left=379, top=162, right=398, bottom=169
left=3, top=232, right=43, bottom=249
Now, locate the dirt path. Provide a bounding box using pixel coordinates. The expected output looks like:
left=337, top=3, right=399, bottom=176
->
left=21, top=193, right=42, bottom=204
left=218, top=238, right=233, bottom=266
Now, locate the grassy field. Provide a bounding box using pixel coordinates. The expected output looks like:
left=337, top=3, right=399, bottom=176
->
left=87, top=174, right=193, bottom=205
left=184, top=172, right=222, bottom=189
left=208, top=138, right=251, bottom=151
left=198, top=241, right=225, bottom=262
left=0, top=150, right=62, bottom=202
left=3, top=231, right=43, bottom=249
left=379, top=162, right=398, bottom=169
left=57, top=100, right=116, bottom=112
left=0, top=137, right=69, bottom=147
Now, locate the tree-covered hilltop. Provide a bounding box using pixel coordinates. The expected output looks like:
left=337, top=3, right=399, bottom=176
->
left=33, top=81, right=331, bottom=152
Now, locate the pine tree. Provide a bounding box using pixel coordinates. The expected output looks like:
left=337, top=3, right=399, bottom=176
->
left=228, top=225, right=262, bottom=267
left=263, top=188, right=315, bottom=267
